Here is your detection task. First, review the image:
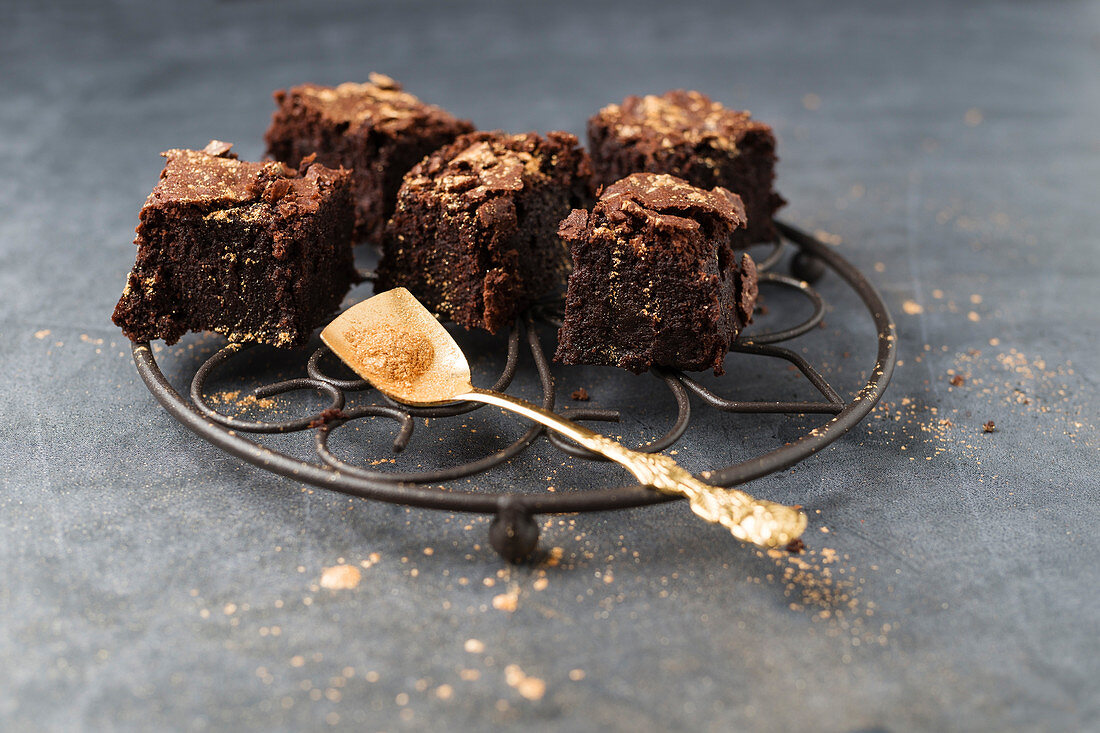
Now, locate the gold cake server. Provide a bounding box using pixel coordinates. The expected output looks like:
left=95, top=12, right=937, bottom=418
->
left=321, top=288, right=806, bottom=549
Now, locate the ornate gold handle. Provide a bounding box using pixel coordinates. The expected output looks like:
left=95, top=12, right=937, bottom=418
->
left=460, top=388, right=807, bottom=548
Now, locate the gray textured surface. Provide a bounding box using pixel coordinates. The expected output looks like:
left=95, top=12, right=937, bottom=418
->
left=2, top=1, right=1099, bottom=731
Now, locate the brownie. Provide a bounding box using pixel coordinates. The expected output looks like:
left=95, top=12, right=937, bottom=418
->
left=376, top=130, right=592, bottom=333
left=264, top=74, right=475, bottom=244
left=588, top=90, right=784, bottom=245
left=112, top=141, right=358, bottom=348
left=554, top=172, right=758, bottom=375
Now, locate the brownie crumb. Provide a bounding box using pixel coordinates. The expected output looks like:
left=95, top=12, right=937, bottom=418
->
left=982, top=420, right=996, bottom=433
left=785, top=538, right=806, bottom=554
left=571, top=388, right=590, bottom=401
left=201, top=139, right=236, bottom=158
left=309, top=407, right=348, bottom=428
left=950, top=374, right=966, bottom=386
left=297, top=152, right=318, bottom=174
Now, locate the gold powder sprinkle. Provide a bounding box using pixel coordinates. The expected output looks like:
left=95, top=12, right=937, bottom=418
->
left=516, top=676, right=546, bottom=701
left=464, top=639, right=485, bottom=654
left=35, top=329, right=51, bottom=339
left=543, top=547, right=564, bottom=568
left=902, top=300, right=924, bottom=315
left=802, top=93, right=821, bottom=111
left=964, top=108, right=984, bottom=126
left=504, top=665, right=546, bottom=701
left=492, top=589, right=519, bottom=612
left=503, top=665, right=523, bottom=686
left=346, top=323, right=434, bottom=390
left=320, top=564, right=362, bottom=590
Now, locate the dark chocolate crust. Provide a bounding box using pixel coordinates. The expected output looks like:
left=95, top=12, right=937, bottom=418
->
left=588, top=90, right=784, bottom=244
left=264, top=74, right=475, bottom=244
left=554, top=172, right=758, bottom=374
left=112, top=141, right=357, bottom=348
left=376, top=130, right=592, bottom=333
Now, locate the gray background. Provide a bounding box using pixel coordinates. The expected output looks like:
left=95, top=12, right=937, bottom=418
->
left=2, top=0, right=1098, bottom=730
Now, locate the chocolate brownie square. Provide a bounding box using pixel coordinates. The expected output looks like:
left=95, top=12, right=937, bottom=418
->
left=112, top=141, right=357, bottom=348
left=554, top=172, right=758, bottom=374
left=376, top=130, right=592, bottom=333
left=588, top=90, right=784, bottom=245
left=264, top=74, right=475, bottom=244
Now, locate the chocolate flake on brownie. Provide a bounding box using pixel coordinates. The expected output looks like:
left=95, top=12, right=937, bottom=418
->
left=376, top=131, right=592, bottom=333
left=265, top=74, right=475, bottom=244
left=112, top=141, right=357, bottom=348
left=554, top=172, right=757, bottom=374
left=588, top=90, right=784, bottom=245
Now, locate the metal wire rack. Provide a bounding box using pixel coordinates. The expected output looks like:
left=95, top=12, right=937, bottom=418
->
left=130, top=222, right=896, bottom=561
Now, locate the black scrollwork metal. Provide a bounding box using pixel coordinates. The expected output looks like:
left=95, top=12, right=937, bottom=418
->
left=130, top=222, right=896, bottom=562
